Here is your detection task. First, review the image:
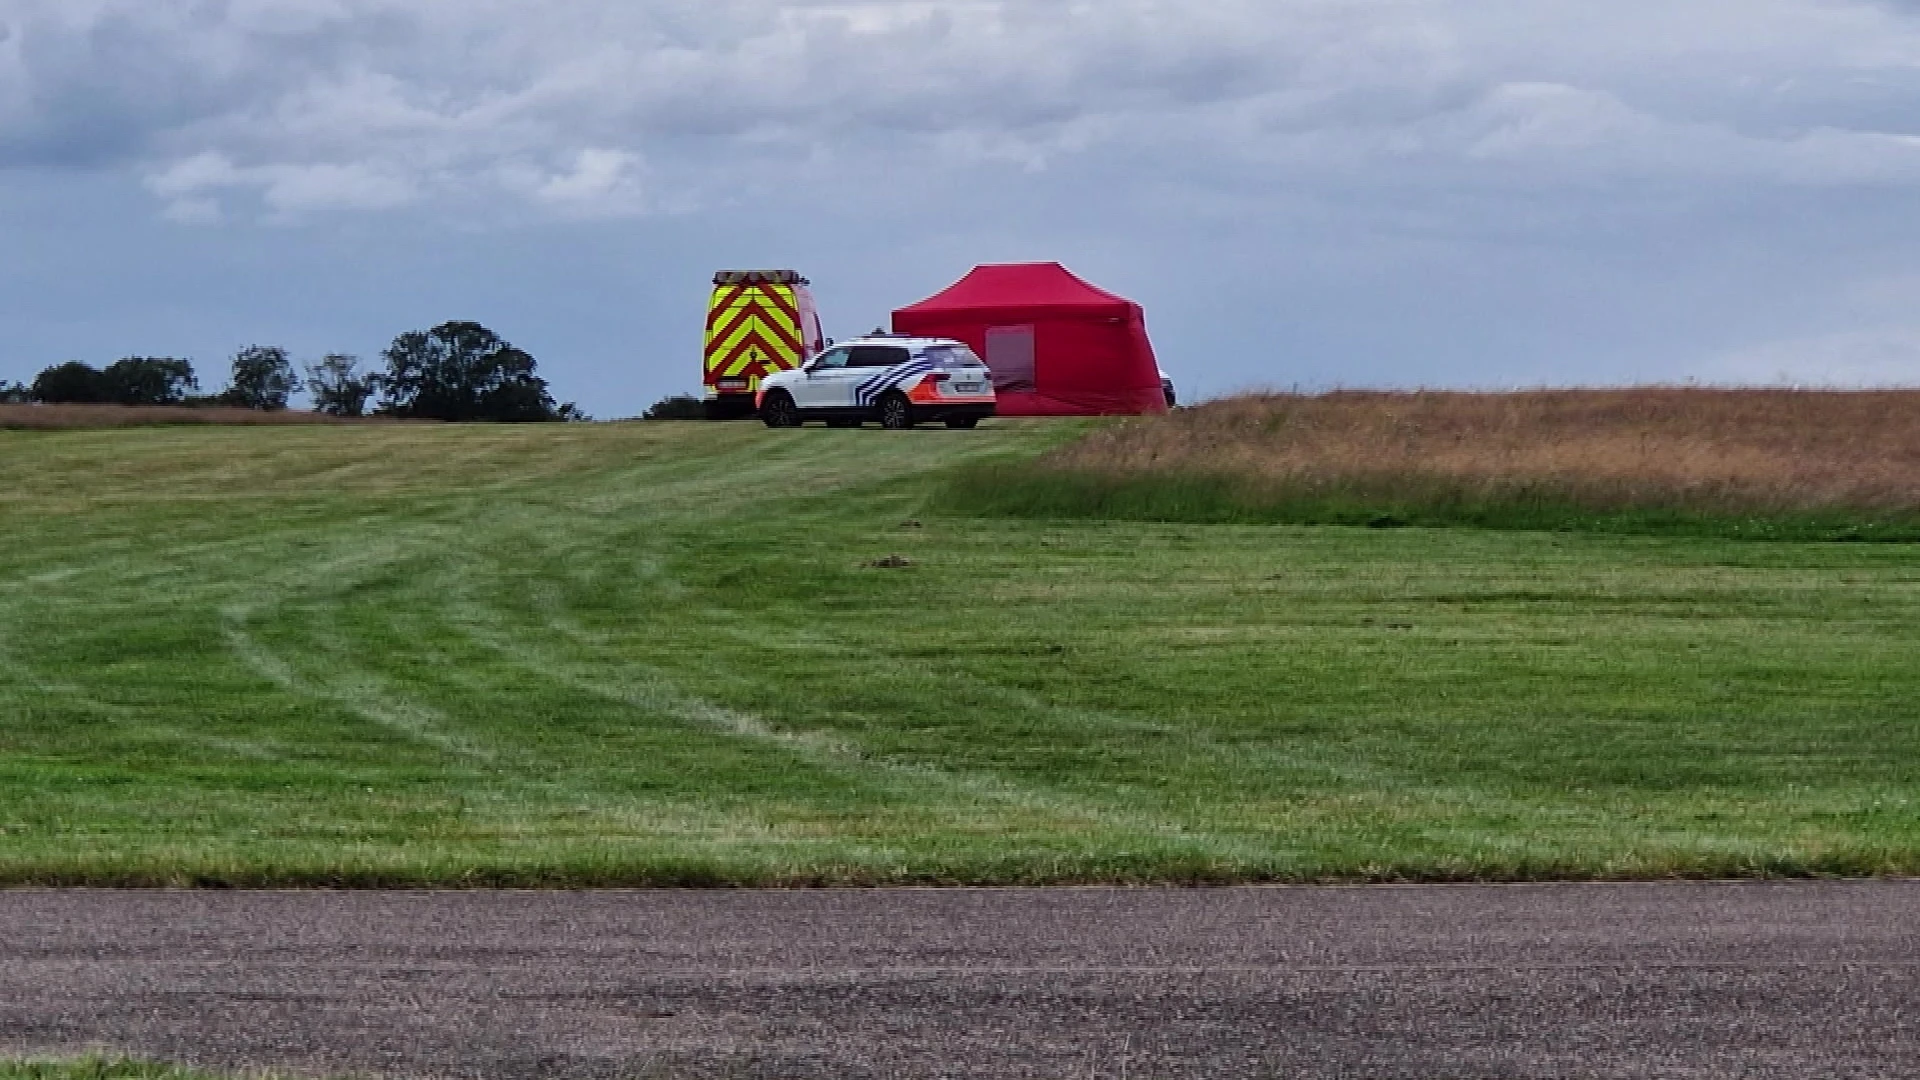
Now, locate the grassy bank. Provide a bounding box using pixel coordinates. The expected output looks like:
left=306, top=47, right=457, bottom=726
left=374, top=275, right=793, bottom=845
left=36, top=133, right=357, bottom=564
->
left=0, top=1063, right=240, bottom=1080
left=940, top=465, right=1920, bottom=541
left=2, top=419, right=1919, bottom=885
left=0, top=405, right=404, bottom=430
left=941, top=390, right=1920, bottom=540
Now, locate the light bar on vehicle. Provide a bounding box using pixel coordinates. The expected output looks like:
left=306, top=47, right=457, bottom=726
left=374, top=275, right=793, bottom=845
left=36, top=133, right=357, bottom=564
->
left=713, top=270, right=810, bottom=286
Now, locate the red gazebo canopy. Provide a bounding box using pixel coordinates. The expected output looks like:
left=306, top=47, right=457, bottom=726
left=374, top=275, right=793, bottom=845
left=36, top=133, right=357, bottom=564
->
left=893, top=263, right=1166, bottom=416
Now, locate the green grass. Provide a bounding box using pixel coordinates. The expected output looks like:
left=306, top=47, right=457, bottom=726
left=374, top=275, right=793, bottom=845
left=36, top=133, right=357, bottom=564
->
left=3, top=419, right=1920, bottom=885
left=0, top=1061, right=253, bottom=1080
left=939, top=464, right=1920, bottom=542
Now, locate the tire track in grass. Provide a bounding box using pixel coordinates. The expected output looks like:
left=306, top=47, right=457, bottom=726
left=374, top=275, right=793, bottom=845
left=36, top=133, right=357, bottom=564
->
left=188, top=429, right=1289, bottom=865
left=408, top=496, right=1298, bottom=865
left=450, top=607, right=1287, bottom=866
left=0, top=591, right=141, bottom=724
left=218, top=604, right=837, bottom=855
left=911, top=634, right=1709, bottom=867
left=3, top=504, right=488, bottom=761
left=209, top=522, right=512, bottom=764
left=214, top=544, right=798, bottom=849
left=563, top=530, right=1572, bottom=867
left=0, top=541, right=184, bottom=719
left=220, top=604, right=497, bottom=764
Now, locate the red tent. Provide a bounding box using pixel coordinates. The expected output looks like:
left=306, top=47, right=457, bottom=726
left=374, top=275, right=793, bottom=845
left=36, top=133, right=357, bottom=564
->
left=892, top=262, right=1167, bottom=416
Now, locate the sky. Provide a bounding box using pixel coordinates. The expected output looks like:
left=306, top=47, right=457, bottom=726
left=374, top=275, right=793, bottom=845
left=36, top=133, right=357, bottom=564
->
left=8, top=0, right=1920, bottom=416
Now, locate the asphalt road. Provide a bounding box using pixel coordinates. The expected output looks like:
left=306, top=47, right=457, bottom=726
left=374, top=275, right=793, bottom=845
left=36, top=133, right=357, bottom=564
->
left=2, top=883, right=1916, bottom=1079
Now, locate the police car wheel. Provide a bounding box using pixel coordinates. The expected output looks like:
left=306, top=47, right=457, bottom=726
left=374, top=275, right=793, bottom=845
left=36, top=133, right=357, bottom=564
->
left=879, top=392, right=914, bottom=430
left=760, top=391, right=801, bottom=428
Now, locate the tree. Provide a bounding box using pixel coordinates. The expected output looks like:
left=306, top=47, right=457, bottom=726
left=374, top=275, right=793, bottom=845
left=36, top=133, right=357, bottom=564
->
left=29, top=358, right=199, bottom=406
left=304, top=354, right=379, bottom=418
left=642, top=394, right=705, bottom=420
left=378, top=321, right=566, bottom=422
left=31, top=362, right=113, bottom=404
left=102, top=357, right=198, bottom=405
left=225, top=345, right=298, bottom=410
left=0, top=381, right=31, bottom=404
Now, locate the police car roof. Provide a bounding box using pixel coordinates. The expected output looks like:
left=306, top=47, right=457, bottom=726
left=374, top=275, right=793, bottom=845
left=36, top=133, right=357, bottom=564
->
left=838, top=335, right=968, bottom=350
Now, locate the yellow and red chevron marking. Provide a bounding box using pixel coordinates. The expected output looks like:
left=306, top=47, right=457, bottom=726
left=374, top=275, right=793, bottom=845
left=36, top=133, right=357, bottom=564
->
left=706, top=284, right=804, bottom=383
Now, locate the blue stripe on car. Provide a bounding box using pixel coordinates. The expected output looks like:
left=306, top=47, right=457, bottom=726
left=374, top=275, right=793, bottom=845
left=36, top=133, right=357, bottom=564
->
left=856, top=361, right=933, bottom=408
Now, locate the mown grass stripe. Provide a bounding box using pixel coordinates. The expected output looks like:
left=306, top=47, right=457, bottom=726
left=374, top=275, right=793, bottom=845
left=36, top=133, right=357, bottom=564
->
left=0, top=418, right=1915, bottom=886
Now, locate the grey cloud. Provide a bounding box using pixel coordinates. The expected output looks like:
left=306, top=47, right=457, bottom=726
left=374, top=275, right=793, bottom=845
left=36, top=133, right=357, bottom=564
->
left=6, top=0, right=1920, bottom=223
left=0, top=2, right=408, bottom=166
left=2, top=1, right=1461, bottom=214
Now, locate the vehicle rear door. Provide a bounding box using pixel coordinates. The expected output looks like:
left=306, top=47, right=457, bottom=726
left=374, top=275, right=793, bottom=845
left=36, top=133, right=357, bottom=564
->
left=847, top=345, right=915, bottom=409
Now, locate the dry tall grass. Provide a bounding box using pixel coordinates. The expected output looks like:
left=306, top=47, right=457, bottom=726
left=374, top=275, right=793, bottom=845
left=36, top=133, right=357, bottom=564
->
left=1047, top=389, right=1920, bottom=514
left=0, top=405, right=403, bottom=430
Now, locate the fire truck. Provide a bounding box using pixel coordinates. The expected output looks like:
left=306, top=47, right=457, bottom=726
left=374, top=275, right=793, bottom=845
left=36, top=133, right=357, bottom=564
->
left=702, top=270, right=825, bottom=420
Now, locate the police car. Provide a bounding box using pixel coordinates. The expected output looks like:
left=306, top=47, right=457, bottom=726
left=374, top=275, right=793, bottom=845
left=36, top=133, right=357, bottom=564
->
left=757, top=335, right=997, bottom=429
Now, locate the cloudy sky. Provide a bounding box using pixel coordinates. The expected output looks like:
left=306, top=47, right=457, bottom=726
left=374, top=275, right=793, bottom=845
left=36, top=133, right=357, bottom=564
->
left=7, top=0, right=1920, bottom=414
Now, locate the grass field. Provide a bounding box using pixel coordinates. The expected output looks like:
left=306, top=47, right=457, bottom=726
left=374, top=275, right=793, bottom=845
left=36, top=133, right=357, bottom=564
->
left=0, top=405, right=402, bottom=430
left=3, top=416, right=1919, bottom=885
left=947, top=390, right=1920, bottom=540
left=0, top=1064, right=237, bottom=1080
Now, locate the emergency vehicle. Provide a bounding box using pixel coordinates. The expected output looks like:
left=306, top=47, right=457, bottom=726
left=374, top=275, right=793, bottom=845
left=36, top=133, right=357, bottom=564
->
left=756, top=335, right=997, bottom=429
left=703, top=270, right=825, bottom=420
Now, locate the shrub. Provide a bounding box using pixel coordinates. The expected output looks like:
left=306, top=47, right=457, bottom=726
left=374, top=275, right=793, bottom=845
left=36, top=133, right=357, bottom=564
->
left=642, top=394, right=706, bottom=420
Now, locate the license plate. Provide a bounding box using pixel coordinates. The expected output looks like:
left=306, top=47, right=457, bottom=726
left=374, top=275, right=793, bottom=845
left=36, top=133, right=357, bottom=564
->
left=953, top=382, right=982, bottom=394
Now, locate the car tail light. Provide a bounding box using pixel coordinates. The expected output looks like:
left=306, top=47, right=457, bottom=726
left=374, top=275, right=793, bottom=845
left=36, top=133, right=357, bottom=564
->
left=924, top=372, right=952, bottom=383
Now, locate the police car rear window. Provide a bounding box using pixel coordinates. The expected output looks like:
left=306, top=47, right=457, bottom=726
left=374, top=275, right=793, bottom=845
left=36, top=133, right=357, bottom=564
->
left=921, top=345, right=982, bottom=368
left=848, top=346, right=912, bottom=368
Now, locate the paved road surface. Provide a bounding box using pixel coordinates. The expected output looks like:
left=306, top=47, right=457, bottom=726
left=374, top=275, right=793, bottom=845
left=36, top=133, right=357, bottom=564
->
left=2, top=884, right=1916, bottom=1078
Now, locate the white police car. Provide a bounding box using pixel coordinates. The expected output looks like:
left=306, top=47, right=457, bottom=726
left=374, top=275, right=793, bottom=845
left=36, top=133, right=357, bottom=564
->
left=757, top=335, right=997, bottom=429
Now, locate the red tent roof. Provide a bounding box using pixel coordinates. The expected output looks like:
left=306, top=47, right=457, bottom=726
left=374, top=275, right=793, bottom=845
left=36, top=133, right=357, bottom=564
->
left=892, top=262, right=1166, bottom=417
left=894, top=262, right=1136, bottom=318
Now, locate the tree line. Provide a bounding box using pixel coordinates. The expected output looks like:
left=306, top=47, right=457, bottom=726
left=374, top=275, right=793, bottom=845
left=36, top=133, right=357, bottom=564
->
left=0, top=321, right=583, bottom=422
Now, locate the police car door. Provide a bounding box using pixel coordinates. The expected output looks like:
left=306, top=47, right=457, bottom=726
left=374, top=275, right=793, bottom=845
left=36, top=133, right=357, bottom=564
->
left=848, top=345, right=915, bottom=411
left=793, top=346, right=856, bottom=409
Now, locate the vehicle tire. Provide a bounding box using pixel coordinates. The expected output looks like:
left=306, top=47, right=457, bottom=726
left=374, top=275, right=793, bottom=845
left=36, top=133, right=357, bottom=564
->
left=878, top=391, right=914, bottom=430
left=826, top=417, right=861, bottom=429
left=760, top=391, right=801, bottom=428
left=945, top=416, right=980, bottom=429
